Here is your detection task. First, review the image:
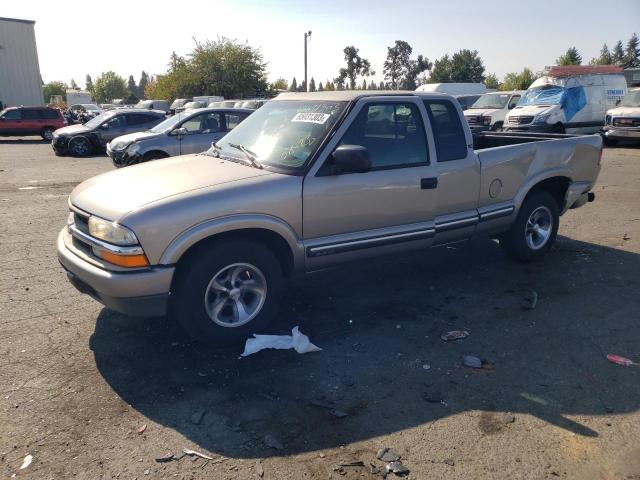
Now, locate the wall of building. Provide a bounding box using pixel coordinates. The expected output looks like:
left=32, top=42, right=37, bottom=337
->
left=0, top=17, right=43, bottom=107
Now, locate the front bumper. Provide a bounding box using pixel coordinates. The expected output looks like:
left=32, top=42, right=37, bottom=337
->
left=57, top=229, right=174, bottom=316
left=602, top=126, right=640, bottom=140
left=107, top=144, right=141, bottom=167
left=504, top=124, right=554, bottom=133
left=51, top=136, right=69, bottom=155
left=467, top=124, right=492, bottom=132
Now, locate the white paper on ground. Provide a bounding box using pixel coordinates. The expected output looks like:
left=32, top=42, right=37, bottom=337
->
left=241, top=326, right=322, bottom=357
left=20, top=454, right=33, bottom=469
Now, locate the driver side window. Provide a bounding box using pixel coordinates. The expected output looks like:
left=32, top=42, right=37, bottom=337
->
left=509, top=95, right=521, bottom=109
left=181, top=114, right=207, bottom=134
left=103, top=115, right=126, bottom=129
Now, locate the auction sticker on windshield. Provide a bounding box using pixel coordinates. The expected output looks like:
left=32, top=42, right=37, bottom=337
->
left=292, top=112, right=331, bottom=124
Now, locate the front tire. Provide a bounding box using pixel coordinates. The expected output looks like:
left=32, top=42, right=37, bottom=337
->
left=171, top=241, right=284, bottom=346
left=41, top=127, right=54, bottom=141
left=500, top=191, right=559, bottom=262
left=68, top=136, right=92, bottom=157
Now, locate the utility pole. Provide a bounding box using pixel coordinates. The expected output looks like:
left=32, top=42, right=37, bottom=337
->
left=304, top=30, right=312, bottom=92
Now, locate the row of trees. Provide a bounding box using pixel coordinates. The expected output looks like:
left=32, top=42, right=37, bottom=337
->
left=42, top=71, right=150, bottom=104
left=557, top=33, right=640, bottom=67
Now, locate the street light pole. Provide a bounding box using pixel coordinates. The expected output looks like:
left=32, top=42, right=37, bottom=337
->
left=304, top=30, right=312, bottom=92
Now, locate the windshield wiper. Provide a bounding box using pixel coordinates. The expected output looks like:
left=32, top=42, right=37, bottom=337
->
left=228, top=143, right=263, bottom=169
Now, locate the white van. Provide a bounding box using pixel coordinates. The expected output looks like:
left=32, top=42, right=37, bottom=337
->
left=416, top=83, right=487, bottom=95
left=504, top=66, right=627, bottom=134
left=464, top=90, right=524, bottom=131
left=602, top=87, right=640, bottom=145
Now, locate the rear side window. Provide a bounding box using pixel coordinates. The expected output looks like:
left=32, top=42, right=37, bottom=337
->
left=225, top=112, right=247, bottom=131
left=23, top=109, right=46, bottom=120
left=43, top=109, right=60, bottom=119
left=423, top=100, right=468, bottom=162
left=338, top=102, right=429, bottom=170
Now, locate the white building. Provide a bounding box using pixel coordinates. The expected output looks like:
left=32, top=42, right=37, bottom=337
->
left=0, top=17, right=43, bottom=108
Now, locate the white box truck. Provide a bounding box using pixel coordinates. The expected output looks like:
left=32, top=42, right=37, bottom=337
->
left=66, top=90, right=93, bottom=107
left=416, top=83, right=487, bottom=110
left=504, top=66, right=627, bottom=134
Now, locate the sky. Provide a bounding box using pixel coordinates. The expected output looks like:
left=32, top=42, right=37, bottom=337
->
left=3, top=0, right=639, bottom=89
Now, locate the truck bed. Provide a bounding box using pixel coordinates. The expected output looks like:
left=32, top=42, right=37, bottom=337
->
left=473, top=131, right=583, bottom=150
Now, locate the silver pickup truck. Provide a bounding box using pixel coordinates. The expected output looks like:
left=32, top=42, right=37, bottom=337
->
left=58, top=91, right=602, bottom=345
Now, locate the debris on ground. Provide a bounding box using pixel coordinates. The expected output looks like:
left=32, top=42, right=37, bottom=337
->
left=386, top=460, right=410, bottom=476
left=443, top=458, right=455, bottom=466
left=190, top=409, right=207, bottom=425
left=241, top=326, right=322, bottom=357
left=155, top=453, right=176, bottom=463
left=137, top=424, right=147, bottom=434
left=310, top=398, right=350, bottom=418
left=255, top=459, right=264, bottom=478
left=376, top=448, right=401, bottom=462
left=181, top=447, right=214, bottom=460
left=263, top=434, right=284, bottom=451
left=337, top=461, right=365, bottom=468
left=20, top=454, right=33, bottom=469
left=441, top=330, right=469, bottom=341
left=422, top=364, right=431, bottom=370
left=463, top=355, right=482, bottom=369
left=522, top=290, right=538, bottom=310
left=623, top=233, right=631, bottom=240
left=606, top=354, right=637, bottom=367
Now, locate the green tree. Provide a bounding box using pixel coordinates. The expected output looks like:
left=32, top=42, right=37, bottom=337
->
left=624, top=33, right=640, bottom=68
left=70, top=79, right=78, bottom=90
left=127, top=75, right=137, bottom=94
left=429, top=49, right=485, bottom=83
left=324, top=80, right=335, bottom=91
left=500, top=68, right=538, bottom=91
left=378, top=80, right=385, bottom=90
left=270, top=78, right=288, bottom=91
left=92, top=71, right=127, bottom=103
left=335, top=46, right=374, bottom=90
left=556, top=47, right=582, bottom=66
left=42, top=81, right=67, bottom=104
left=299, top=80, right=306, bottom=92
left=612, top=40, right=625, bottom=64
left=290, top=77, right=298, bottom=92
left=589, top=43, right=613, bottom=65
left=138, top=71, right=149, bottom=98
left=484, top=73, right=500, bottom=89
left=309, top=77, right=316, bottom=92
left=368, top=81, right=377, bottom=90
left=144, top=77, right=157, bottom=99
left=360, top=79, right=367, bottom=90
left=318, top=82, right=324, bottom=91
left=383, top=40, right=432, bottom=90
left=85, top=75, right=93, bottom=94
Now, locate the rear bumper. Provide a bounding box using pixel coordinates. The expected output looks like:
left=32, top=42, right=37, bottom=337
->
left=57, top=229, right=174, bottom=317
left=562, top=181, right=595, bottom=214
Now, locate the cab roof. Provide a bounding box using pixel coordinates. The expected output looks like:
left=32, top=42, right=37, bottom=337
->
left=274, top=90, right=452, bottom=102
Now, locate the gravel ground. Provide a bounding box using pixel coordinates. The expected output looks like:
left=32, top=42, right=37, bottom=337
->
left=1, top=138, right=639, bottom=480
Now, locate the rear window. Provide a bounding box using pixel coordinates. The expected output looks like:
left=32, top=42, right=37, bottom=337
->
left=423, top=100, right=468, bottom=162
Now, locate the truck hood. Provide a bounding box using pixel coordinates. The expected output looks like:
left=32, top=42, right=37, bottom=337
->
left=464, top=108, right=500, bottom=118
left=70, top=154, right=273, bottom=221
left=606, top=106, right=640, bottom=117
left=54, top=124, right=92, bottom=136
left=507, top=104, right=556, bottom=118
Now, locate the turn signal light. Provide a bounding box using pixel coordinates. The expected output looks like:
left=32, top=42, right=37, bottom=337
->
left=97, top=250, right=149, bottom=268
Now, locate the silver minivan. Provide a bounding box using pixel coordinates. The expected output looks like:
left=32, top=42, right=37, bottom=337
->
left=107, top=107, right=253, bottom=167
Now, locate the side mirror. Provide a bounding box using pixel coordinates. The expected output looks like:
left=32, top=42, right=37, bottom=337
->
left=331, top=145, right=371, bottom=174
left=171, top=127, right=187, bottom=136
left=100, top=123, right=109, bottom=130
left=508, top=103, right=516, bottom=109
left=615, top=99, right=621, bottom=106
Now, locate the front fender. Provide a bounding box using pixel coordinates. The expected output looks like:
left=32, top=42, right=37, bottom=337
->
left=159, top=214, right=305, bottom=272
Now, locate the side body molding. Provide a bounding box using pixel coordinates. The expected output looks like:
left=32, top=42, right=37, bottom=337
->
left=159, top=214, right=305, bottom=271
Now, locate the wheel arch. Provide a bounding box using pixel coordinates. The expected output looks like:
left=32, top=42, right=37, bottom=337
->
left=516, top=173, right=572, bottom=213
left=142, top=149, right=170, bottom=161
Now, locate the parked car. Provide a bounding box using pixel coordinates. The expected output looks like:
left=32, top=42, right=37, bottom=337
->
left=0, top=106, right=66, bottom=140
left=134, top=100, right=170, bottom=113
left=504, top=65, right=627, bottom=134
left=175, top=101, right=206, bottom=113
left=169, top=98, right=190, bottom=115
left=238, top=99, right=269, bottom=109
left=602, top=87, right=640, bottom=146
left=454, top=94, right=482, bottom=111
left=51, top=109, right=165, bottom=157
left=107, top=108, right=253, bottom=167
left=58, top=91, right=602, bottom=346
left=415, top=82, right=487, bottom=95
left=464, top=91, right=524, bottom=131
left=69, top=104, right=102, bottom=124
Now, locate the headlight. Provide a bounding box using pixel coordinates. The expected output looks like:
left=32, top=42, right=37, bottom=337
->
left=532, top=114, right=551, bottom=125
left=111, top=140, right=132, bottom=151
left=482, top=116, right=492, bottom=126
left=126, top=143, right=141, bottom=155
left=88, top=216, right=138, bottom=245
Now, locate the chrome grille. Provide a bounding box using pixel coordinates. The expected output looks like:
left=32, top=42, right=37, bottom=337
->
left=465, top=115, right=481, bottom=125
left=613, top=117, right=640, bottom=127
left=507, top=116, right=534, bottom=125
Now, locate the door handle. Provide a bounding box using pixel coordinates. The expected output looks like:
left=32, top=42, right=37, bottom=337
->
left=421, top=177, right=438, bottom=189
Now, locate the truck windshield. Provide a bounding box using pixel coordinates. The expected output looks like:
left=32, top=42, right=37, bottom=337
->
left=621, top=90, right=640, bottom=107
left=208, top=100, right=348, bottom=172
left=518, top=86, right=565, bottom=106
left=469, top=93, right=511, bottom=109
left=84, top=112, right=115, bottom=128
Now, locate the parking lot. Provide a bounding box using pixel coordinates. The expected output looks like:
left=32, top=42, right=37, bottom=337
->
left=1, top=139, right=639, bottom=479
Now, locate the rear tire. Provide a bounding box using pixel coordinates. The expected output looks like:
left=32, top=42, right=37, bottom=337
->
left=171, top=241, right=284, bottom=347
left=41, top=127, right=54, bottom=141
left=500, top=190, right=559, bottom=263
left=68, top=136, right=92, bottom=157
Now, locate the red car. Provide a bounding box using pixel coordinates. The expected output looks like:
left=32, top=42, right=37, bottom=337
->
left=0, top=106, right=67, bottom=141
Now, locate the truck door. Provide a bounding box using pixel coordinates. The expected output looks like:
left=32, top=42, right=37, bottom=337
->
left=422, top=99, right=481, bottom=245
left=302, top=97, right=438, bottom=269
